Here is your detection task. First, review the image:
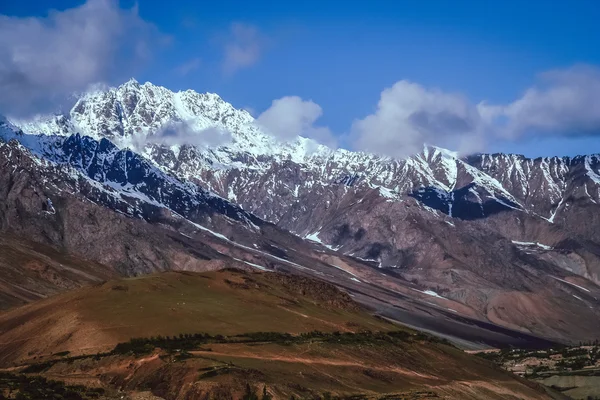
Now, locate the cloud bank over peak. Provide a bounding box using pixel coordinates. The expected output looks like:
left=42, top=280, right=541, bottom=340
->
left=123, top=120, right=233, bottom=153
left=150, top=121, right=232, bottom=148
left=257, top=96, right=337, bottom=148
left=225, top=65, right=600, bottom=159
left=350, top=81, right=486, bottom=158
left=0, top=0, right=162, bottom=118
left=347, top=65, right=600, bottom=159
left=480, top=65, right=600, bottom=140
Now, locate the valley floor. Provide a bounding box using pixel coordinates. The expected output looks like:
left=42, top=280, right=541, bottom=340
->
left=474, top=345, right=600, bottom=399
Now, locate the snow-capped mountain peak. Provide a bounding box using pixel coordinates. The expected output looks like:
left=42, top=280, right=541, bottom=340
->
left=6, top=79, right=600, bottom=228
left=11, top=80, right=335, bottom=165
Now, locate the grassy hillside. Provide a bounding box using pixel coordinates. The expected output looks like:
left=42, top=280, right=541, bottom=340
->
left=0, top=269, right=391, bottom=366
left=0, top=269, right=563, bottom=399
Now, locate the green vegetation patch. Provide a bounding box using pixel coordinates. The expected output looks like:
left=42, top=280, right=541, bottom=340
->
left=0, top=372, right=105, bottom=400
left=111, top=329, right=450, bottom=356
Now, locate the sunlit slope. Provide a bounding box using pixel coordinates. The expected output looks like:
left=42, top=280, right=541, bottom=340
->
left=0, top=269, right=392, bottom=365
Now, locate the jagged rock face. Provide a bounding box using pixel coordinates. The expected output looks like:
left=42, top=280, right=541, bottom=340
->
left=8, top=81, right=600, bottom=282
left=70, top=80, right=251, bottom=140
left=56, top=133, right=263, bottom=228
left=4, top=82, right=600, bottom=345
left=0, top=138, right=219, bottom=275
left=13, top=81, right=599, bottom=225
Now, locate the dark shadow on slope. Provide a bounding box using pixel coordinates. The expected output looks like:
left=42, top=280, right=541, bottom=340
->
left=60, top=133, right=265, bottom=227
left=349, top=288, right=562, bottom=350
left=410, top=183, right=521, bottom=220
left=261, top=243, right=288, bottom=260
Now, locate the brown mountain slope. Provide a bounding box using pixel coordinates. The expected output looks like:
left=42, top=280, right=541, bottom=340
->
left=4, top=85, right=600, bottom=350
left=0, top=233, right=115, bottom=310
left=1, top=137, right=592, bottom=348
left=0, top=138, right=566, bottom=351
left=0, top=269, right=390, bottom=366
left=0, top=269, right=561, bottom=399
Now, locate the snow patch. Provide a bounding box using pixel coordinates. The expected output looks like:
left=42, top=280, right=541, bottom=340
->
left=377, top=186, right=398, bottom=201
left=304, top=230, right=341, bottom=251
left=305, top=231, right=323, bottom=243
left=330, top=264, right=360, bottom=279
left=585, top=156, right=600, bottom=184
left=232, top=257, right=269, bottom=271
left=512, top=240, right=553, bottom=250
left=551, top=276, right=591, bottom=293
left=423, top=290, right=445, bottom=299
left=412, top=288, right=446, bottom=299
left=548, top=196, right=565, bottom=224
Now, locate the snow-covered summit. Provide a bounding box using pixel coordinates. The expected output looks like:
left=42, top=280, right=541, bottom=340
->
left=6, top=79, right=600, bottom=226
left=10, top=80, right=332, bottom=165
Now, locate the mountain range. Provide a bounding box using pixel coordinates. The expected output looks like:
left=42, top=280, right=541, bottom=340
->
left=2, top=79, right=600, bottom=348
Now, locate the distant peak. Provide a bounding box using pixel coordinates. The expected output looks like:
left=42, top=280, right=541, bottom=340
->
left=422, top=144, right=458, bottom=160
left=432, top=145, right=458, bottom=158
left=204, top=92, right=223, bottom=100
left=118, top=78, right=145, bottom=92
left=180, top=90, right=222, bottom=101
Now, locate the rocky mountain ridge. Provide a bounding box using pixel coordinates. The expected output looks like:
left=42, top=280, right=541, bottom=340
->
left=9, top=80, right=600, bottom=269
left=3, top=80, right=600, bottom=345
left=11, top=80, right=599, bottom=225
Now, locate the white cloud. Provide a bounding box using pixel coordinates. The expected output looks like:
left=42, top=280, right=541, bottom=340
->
left=222, top=23, right=265, bottom=75
left=350, top=66, right=600, bottom=159
left=257, top=96, right=337, bottom=147
left=351, top=81, right=486, bottom=158
left=175, top=57, right=201, bottom=76
left=145, top=121, right=233, bottom=149
left=480, top=65, right=600, bottom=139
left=0, top=0, right=161, bottom=117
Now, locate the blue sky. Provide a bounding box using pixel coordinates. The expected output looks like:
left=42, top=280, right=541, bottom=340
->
left=1, top=0, right=600, bottom=157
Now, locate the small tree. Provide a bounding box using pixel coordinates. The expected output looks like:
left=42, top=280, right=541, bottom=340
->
left=243, top=383, right=258, bottom=400
left=261, top=385, right=272, bottom=400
